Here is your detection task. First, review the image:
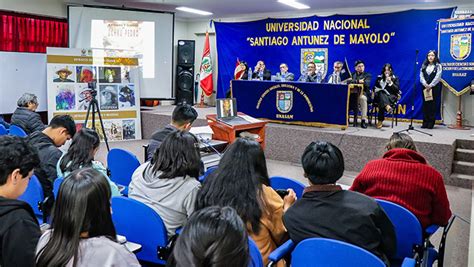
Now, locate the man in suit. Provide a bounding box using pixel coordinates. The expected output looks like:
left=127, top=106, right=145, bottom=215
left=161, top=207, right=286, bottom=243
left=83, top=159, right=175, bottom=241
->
left=350, top=60, right=372, bottom=128
left=276, top=63, right=295, bottom=81
left=251, top=60, right=271, bottom=80
left=298, top=62, right=320, bottom=82
left=326, top=61, right=345, bottom=84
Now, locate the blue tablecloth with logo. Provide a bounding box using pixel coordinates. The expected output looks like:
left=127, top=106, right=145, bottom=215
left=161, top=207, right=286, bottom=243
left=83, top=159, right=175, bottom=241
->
left=231, top=80, right=349, bottom=129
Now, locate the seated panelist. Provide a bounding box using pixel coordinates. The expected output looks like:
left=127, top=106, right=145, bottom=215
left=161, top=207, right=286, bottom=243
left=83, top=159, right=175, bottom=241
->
left=252, top=60, right=271, bottom=81
left=298, top=62, right=320, bottom=83
left=275, top=63, right=294, bottom=81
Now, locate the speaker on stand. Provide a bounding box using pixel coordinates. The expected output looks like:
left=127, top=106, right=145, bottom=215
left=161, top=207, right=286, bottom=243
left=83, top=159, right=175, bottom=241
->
left=176, top=40, right=195, bottom=105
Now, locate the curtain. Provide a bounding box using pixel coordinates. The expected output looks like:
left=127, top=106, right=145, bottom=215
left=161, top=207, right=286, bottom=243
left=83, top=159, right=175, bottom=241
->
left=0, top=10, right=68, bottom=53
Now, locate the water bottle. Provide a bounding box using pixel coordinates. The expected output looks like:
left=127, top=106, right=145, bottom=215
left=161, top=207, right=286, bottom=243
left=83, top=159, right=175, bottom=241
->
left=248, top=69, right=252, bottom=80
left=316, top=71, right=322, bottom=83
left=258, top=70, right=263, bottom=81
left=281, top=73, right=286, bottom=82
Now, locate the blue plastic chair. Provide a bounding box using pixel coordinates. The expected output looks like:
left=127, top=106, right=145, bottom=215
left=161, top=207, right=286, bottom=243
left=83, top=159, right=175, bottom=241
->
left=107, top=149, right=140, bottom=193
left=111, top=196, right=168, bottom=265
left=199, top=166, right=218, bottom=183
left=9, top=125, right=27, bottom=137
left=248, top=238, right=264, bottom=267
left=0, top=124, right=7, bottom=135
left=269, top=176, right=306, bottom=198
left=376, top=199, right=439, bottom=266
left=53, top=177, right=63, bottom=198
left=269, top=238, right=415, bottom=267
left=18, top=175, right=45, bottom=223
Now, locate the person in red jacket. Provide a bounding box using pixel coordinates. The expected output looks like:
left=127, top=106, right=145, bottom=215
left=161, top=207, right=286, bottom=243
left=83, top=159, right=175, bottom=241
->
left=350, top=133, right=451, bottom=228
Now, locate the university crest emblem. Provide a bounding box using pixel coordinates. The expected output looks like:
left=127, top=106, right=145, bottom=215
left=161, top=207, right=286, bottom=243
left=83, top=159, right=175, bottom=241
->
left=450, top=33, right=471, bottom=61
left=276, top=91, right=293, bottom=113
left=300, top=48, right=328, bottom=80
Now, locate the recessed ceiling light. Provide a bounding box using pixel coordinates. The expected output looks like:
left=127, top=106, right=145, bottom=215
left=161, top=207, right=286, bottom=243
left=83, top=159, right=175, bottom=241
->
left=176, top=7, right=213, bottom=16
left=277, top=0, right=310, bottom=9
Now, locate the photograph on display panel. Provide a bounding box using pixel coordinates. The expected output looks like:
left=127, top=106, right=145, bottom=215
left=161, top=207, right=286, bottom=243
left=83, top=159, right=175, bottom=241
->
left=55, top=84, right=76, bottom=110
left=76, top=66, right=97, bottom=83
left=122, top=120, right=136, bottom=140
left=99, top=85, right=119, bottom=110
left=119, top=84, right=136, bottom=108
left=53, top=66, right=75, bottom=83
left=99, top=66, right=122, bottom=83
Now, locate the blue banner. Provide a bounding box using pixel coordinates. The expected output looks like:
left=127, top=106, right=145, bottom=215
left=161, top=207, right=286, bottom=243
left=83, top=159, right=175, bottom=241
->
left=232, top=80, right=349, bottom=128
left=439, top=17, right=474, bottom=96
left=215, top=9, right=454, bottom=121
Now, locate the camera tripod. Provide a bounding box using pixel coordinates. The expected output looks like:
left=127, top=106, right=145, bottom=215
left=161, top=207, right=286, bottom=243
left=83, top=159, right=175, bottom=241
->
left=84, top=82, right=110, bottom=151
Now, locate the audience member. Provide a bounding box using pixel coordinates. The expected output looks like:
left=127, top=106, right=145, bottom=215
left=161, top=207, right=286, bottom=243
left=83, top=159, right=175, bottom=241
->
left=28, top=115, right=76, bottom=218
left=147, top=104, right=198, bottom=160
left=0, top=136, right=41, bottom=267
left=57, top=128, right=120, bottom=196
left=196, top=138, right=296, bottom=266
left=11, top=93, right=45, bottom=134
left=167, top=206, right=249, bottom=267
left=284, top=141, right=396, bottom=264
left=350, top=133, right=452, bottom=228
left=36, top=168, right=140, bottom=267
left=0, top=115, right=10, bottom=129
left=129, top=131, right=201, bottom=238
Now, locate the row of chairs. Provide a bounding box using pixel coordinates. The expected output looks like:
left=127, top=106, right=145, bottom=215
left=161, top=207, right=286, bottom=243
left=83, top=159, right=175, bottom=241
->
left=0, top=124, right=28, bottom=137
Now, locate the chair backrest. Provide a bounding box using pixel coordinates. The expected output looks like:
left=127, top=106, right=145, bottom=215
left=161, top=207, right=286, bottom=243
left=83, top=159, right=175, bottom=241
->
left=107, top=148, right=140, bottom=186
left=18, top=175, right=44, bottom=219
left=0, top=124, right=7, bottom=135
left=53, top=177, right=64, bottom=198
left=9, top=125, right=27, bottom=137
left=291, top=238, right=385, bottom=267
left=269, top=176, right=306, bottom=198
left=375, top=199, right=423, bottom=261
left=248, top=238, right=264, bottom=267
left=199, top=166, right=218, bottom=183
left=111, top=196, right=168, bottom=264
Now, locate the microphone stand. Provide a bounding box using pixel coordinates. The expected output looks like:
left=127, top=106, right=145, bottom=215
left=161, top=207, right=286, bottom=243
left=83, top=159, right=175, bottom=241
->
left=396, top=50, right=432, bottom=136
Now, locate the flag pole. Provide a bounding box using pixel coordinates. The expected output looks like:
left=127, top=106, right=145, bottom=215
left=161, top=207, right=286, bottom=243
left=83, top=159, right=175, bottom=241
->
left=196, top=89, right=207, bottom=108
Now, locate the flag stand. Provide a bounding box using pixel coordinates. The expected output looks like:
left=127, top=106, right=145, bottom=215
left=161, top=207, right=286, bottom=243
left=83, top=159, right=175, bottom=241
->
left=448, top=94, right=470, bottom=130
left=196, top=91, right=208, bottom=108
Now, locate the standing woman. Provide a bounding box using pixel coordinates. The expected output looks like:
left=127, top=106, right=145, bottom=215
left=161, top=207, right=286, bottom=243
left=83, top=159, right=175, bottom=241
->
left=420, top=50, right=443, bottom=129
left=374, top=63, right=401, bottom=129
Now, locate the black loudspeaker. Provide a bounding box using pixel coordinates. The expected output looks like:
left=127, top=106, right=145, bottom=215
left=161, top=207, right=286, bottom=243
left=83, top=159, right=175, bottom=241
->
left=176, top=65, right=194, bottom=105
left=177, top=40, right=195, bottom=65
left=176, top=40, right=195, bottom=105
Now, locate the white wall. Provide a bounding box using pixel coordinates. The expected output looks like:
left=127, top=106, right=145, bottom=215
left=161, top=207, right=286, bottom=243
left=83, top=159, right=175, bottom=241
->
left=0, top=0, right=67, bottom=18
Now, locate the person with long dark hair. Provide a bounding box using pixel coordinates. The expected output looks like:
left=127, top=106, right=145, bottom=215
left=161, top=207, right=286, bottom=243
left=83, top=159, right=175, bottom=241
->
left=196, top=138, right=296, bottom=266
left=57, top=128, right=120, bottom=196
left=36, top=168, right=140, bottom=267
left=373, top=63, right=401, bottom=129
left=129, top=131, right=202, bottom=238
left=420, top=50, right=443, bottom=129
left=167, top=206, right=249, bottom=267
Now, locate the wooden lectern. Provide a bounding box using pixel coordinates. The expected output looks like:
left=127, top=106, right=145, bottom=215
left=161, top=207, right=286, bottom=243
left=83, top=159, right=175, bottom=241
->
left=206, top=112, right=267, bottom=149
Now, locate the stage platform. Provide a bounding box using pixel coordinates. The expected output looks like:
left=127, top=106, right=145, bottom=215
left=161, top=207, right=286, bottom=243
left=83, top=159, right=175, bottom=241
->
left=141, top=106, right=474, bottom=188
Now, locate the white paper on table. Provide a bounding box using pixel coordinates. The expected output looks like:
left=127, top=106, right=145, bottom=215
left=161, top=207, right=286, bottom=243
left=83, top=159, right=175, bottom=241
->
left=238, top=115, right=263, bottom=123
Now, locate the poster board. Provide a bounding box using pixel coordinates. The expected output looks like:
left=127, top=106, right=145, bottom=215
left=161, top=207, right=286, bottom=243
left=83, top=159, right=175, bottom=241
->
left=46, top=47, right=141, bottom=141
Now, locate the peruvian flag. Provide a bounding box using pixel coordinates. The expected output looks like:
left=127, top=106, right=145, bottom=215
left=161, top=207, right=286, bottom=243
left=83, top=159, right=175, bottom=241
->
left=234, top=58, right=245, bottom=80
left=199, top=31, right=213, bottom=96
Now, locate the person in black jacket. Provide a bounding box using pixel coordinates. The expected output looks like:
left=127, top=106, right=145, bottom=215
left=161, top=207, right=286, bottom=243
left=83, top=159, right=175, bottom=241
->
left=28, top=115, right=76, bottom=218
left=11, top=93, right=46, bottom=134
left=283, top=141, right=396, bottom=265
left=419, top=50, right=443, bottom=129
left=0, top=135, right=41, bottom=267
left=374, top=63, right=401, bottom=129
left=146, top=104, right=198, bottom=161
left=349, top=60, right=372, bottom=128
left=251, top=60, right=271, bottom=81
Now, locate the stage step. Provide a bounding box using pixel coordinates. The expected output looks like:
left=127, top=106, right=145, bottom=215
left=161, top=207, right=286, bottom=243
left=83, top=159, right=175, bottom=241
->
left=456, top=139, right=474, bottom=150
left=452, top=161, right=474, bottom=176
left=455, top=148, right=474, bottom=162
left=450, top=173, right=474, bottom=181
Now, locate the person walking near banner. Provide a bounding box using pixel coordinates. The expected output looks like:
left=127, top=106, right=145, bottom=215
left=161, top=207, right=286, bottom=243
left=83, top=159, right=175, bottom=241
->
left=420, top=50, right=442, bottom=129
left=198, top=31, right=214, bottom=107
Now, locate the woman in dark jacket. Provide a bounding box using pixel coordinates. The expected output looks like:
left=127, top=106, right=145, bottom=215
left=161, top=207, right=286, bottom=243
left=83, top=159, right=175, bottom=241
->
left=373, top=63, right=401, bottom=129
left=11, top=93, right=45, bottom=134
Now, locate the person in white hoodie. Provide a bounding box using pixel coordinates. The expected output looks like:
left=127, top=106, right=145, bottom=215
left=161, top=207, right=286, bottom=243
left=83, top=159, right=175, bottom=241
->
left=129, top=131, right=202, bottom=238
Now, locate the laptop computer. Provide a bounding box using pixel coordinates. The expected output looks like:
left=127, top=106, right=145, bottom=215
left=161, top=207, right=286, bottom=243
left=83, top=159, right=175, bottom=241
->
left=216, top=98, right=249, bottom=126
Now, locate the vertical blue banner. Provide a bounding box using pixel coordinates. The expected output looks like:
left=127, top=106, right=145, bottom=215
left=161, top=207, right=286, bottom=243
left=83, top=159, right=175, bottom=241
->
left=438, top=17, right=474, bottom=96
left=215, top=9, right=453, bottom=121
